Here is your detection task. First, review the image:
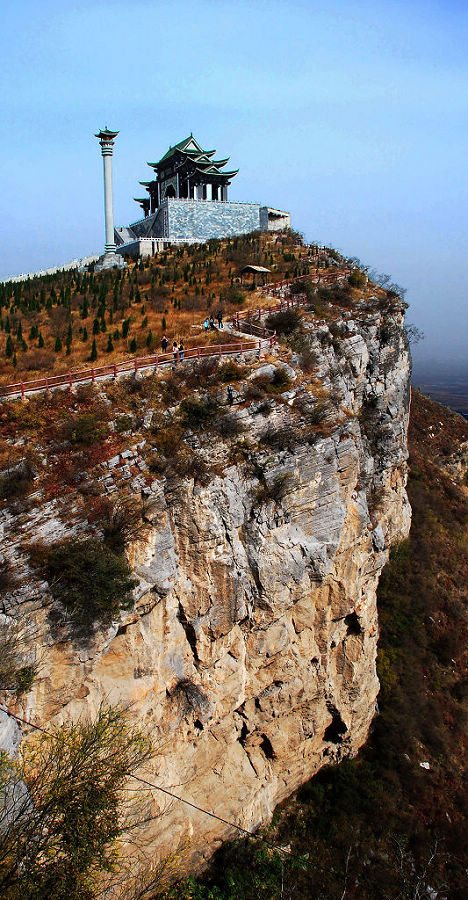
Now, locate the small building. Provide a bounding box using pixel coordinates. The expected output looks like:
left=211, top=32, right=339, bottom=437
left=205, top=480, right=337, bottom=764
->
left=115, top=135, right=291, bottom=256
left=239, top=265, right=271, bottom=287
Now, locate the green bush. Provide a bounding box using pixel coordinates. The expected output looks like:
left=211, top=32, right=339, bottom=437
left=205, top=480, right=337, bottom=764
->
left=60, top=412, right=106, bottom=446
left=216, top=360, right=247, bottom=383
left=348, top=269, right=367, bottom=287
left=42, top=538, right=137, bottom=627
left=266, top=308, right=302, bottom=335
left=179, top=396, right=217, bottom=429
left=0, top=461, right=35, bottom=502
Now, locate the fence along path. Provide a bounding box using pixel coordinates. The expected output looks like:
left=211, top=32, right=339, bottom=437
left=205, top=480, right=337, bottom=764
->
left=1, top=269, right=350, bottom=400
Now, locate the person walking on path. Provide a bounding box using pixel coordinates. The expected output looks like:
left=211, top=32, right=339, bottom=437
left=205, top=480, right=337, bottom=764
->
left=178, top=340, right=184, bottom=361
left=172, top=340, right=178, bottom=363
left=227, top=385, right=234, bottom=406
left=209, top=315, right=215, bottom=331
left=217, top=310, right=223, bottom=329
left=203, top=317, right=209, bottom=333
left=161, top=334, right=169, bottom=353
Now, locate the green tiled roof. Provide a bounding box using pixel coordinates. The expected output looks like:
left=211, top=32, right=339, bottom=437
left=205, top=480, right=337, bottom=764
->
left=148, top=135, right=238, bottom=180
left=153, top=135, right=205, bottom=165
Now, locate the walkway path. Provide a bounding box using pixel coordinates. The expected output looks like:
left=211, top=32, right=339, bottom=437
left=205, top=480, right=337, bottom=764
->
left=0, top=269, right=350, bottom=400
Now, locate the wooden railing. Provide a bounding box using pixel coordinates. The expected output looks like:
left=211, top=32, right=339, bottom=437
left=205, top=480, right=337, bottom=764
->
left=0, top=335, right=276, bottom=400
left=0, top=267, right=352, bottom=401
left=259, top=268, right=351, bottom=295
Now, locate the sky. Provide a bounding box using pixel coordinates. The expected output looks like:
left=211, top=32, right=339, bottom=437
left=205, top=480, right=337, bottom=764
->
left=0, top=0, right=467, bottom=371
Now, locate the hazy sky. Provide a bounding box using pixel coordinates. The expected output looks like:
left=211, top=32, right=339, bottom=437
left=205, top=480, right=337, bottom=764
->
left=1, top=0, right=467, bottom=369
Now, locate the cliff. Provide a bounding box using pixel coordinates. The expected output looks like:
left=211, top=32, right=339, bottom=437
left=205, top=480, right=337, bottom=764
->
left=0, top=290, right=411, bottom=869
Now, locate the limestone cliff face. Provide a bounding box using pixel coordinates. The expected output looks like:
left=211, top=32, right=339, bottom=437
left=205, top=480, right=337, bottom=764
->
left=0, top=301, right=411, bottom=867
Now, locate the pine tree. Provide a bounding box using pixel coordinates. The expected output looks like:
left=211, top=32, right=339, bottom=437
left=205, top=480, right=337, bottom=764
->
left=129, top=337, right=137, bottom=353
left=106, top=335, right=114, bottom=353
left=38, top=332, right=45, bottom=348
left=5, top=335, right=13, bottom=357
left=82, top=327, right=88, bottom=342
left=93, top=317, right=100, bottom=335
left=66, top=322, right=73, bottom=355
left=146, top=330, right=153, bottom=349
left=54, top=336, right=62, bottom=352
left=90, top=338, right=97, bottom=361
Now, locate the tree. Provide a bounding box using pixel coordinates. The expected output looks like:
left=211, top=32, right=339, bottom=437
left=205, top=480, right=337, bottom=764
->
left=89, top=339, right=97, bottom=362
left=5, top=336, right=13, bottom=358
left=405, top=323, right=425, bottom=345
left=54, top=336, right=62, bottom=353
left=0, top=706, right=157, bottom=900
left=129, top=337, right=137, bottom=354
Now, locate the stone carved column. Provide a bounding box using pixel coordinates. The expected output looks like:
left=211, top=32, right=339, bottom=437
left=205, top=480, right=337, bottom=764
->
left=95, top=127, right=118, bottom=253
left=94, top=128, right=126, bottom=270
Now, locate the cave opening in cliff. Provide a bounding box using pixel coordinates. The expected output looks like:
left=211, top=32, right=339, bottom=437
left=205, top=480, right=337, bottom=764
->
left=324, top=707, right=348, bottom=743
left=260, top=734, right=275, bottom=759
left=345, top=611, right=363, bottom=635
left=238, top=721, right=249, bottom=747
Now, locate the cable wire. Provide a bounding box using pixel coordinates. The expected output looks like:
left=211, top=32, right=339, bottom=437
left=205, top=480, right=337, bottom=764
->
left=1, top=705, right=296, bottom=860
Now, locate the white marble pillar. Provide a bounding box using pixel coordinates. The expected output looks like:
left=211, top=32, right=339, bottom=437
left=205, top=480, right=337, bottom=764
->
left=94, top=128, right=126, bottom=271
left=95, top=127, right=119, bottom=253
left=205, top=183, right=212, bottom=200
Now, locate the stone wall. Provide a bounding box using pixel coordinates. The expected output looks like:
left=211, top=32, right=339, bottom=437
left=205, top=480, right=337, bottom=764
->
left=166, top=199, right=261, bottom=241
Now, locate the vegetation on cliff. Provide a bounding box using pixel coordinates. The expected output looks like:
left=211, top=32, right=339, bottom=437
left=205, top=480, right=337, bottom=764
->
left=166, top=389, right=468, bottom=899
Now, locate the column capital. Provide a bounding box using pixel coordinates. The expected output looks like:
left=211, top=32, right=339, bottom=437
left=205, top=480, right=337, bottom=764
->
left=95, top=127, right=119, bottom=156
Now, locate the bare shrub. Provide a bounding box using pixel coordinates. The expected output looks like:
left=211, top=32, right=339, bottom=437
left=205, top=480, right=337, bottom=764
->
left=24, top=349, right=56, bottom=371
left=253, top=472, right=294, bottom=505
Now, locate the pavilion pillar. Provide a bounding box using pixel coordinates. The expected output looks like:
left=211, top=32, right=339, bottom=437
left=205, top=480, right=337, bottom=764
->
left=206, top=183, right=212, bottom=200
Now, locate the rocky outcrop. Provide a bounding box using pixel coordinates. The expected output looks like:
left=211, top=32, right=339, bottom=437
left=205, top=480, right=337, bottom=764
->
left=0, top=299, right=411, bottom=868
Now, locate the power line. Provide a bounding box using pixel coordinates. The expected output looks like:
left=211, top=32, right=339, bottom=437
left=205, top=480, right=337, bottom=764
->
left=1, top=705, right=296, bottom=860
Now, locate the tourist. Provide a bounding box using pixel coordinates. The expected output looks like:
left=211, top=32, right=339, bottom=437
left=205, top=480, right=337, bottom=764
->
left=161, top=334, right=169, bottom=353
left=209, top=315, right=215, bottom=331
left=172, top=340, right=178, bottom=363
left=227, top=385, right=234, bottom=406
left=203, top=317, right=209, bottom=333
left=179, top=340, right=184, bottom=361
left=217, top=310, right=223, bottom=329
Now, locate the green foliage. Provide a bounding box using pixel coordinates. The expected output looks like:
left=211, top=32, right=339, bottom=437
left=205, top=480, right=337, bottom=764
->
left=348, top=269, right=367, bottom=287
left=265, top=308, right=302, bottom=335
left=178, top=396, right=217, bottom=429
left=89, top=338, right=97, bottom=362
left=0, top=460, right=35, bottom=502
left=0, top=706, right=153, bottom=900
left=39, top=537, right=137, bottom=627
left=59, top=412, right=106, bottom=446
left=215, top=360, right=247, bottom=383
left=223, top=285, right=246, bottom=306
